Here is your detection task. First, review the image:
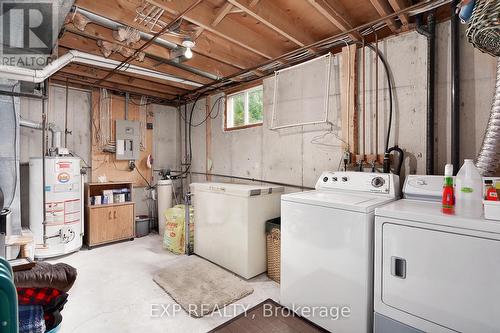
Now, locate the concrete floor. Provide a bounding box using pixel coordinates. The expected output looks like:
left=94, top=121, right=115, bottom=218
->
left=48, top=234, right=279, bottom=333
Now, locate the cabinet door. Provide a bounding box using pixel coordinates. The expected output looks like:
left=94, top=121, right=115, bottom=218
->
left=109, top=205, right=134, bottom=240
left=88, top=207, right=113, bottom=245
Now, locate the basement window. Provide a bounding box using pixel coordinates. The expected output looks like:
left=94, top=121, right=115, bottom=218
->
left=225, top=85, right=263, bottom=131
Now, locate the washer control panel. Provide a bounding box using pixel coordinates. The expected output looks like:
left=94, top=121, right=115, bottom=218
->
left=316, top=171, right=399, bottom=196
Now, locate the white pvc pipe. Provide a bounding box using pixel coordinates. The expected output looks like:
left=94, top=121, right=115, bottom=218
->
left=19, top=118, right=43, bottom=130
left=0, top=50, right=202, bottom=87
left=20, top=118, right=63, bottom=151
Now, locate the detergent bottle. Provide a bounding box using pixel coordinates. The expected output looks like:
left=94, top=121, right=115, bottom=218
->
left=455, top=159, right=483, bottom=218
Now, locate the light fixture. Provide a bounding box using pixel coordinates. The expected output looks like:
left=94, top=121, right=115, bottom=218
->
left=184, top=47, right=193, bottom=59
left=182, top=37, right=195, bottom=59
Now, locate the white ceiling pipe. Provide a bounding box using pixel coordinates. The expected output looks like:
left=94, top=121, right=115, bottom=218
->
left=73, top=7, right=221, bottom=81
left=74, top=6, right=179, bottom=50
left=0, top=50, right=202, bottom=87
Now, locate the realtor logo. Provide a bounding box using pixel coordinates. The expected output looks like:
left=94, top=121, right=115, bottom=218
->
left=0, top=0, right=57, bottom=67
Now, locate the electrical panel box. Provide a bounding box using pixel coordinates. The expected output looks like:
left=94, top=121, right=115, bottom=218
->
left=115, top=120, right=140, bottom=160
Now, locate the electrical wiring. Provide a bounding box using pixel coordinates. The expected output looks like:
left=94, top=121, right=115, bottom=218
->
left=136, top=166, right=152, bottom=188
left=129, top=96, right=166, bottom=106
left=139, top=96, right=148, bottom=151
left=179, top=95, right=225, bottom=127
left=169, top=94, right=231, bottom=180
left=69, top=151, right=91, bottom=169
left=170, top=93, right=203, bottom=178
left=355, top=42, right=394, bottom=153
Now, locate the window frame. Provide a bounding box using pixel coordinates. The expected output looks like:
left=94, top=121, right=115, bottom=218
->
left=224, top=84, right=263, bottom=131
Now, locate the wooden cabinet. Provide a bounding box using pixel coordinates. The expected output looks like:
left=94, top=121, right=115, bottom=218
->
left=84, top=182, right=135, bottom=248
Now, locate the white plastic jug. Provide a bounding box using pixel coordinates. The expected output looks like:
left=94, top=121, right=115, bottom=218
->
left=455, top=159, right=483, bottom=218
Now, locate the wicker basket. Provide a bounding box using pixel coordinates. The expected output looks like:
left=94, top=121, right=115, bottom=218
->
left=466, top=0, right=500, bottom=57
left=266, top=227, right=281, bottom=283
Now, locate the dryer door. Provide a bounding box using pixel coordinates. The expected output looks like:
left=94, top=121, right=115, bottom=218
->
left=381, top=223, right=500, bottom=333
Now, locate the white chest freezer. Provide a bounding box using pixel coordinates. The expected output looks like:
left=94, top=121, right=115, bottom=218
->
left=190, top=182, right=283, bottom=279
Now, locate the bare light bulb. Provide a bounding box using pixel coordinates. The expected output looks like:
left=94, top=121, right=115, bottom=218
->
left=184, top=47, right=193, bottom=59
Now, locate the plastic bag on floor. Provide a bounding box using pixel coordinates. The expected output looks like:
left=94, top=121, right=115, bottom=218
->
left=163, top=205, right=194, bottom=255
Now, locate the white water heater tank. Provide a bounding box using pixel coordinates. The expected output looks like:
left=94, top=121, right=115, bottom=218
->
left=29, top=157, right=83, bottom=258
left=157, top=178, right=173, bottom=237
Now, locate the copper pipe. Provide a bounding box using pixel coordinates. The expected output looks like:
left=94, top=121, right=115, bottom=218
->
left=94, top=0, right=204, bottom=85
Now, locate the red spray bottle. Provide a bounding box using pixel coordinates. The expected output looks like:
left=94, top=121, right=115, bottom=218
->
left=442, top=164, right=455, bottom=214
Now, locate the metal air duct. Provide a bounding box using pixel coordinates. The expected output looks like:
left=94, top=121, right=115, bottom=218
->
left=476, top=58, right=500, bottom=176
left=0, top=81, right=22, bottom=260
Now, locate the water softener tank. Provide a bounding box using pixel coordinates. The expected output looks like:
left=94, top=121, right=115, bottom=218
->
left=157, top=179, right=173, bottom=237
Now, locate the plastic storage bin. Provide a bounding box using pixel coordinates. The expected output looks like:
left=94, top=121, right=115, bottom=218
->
left=266, top=218, right=281, bottom=283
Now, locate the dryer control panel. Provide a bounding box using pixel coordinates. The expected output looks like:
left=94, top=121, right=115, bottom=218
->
left=315, top=171, right=400, bottom=197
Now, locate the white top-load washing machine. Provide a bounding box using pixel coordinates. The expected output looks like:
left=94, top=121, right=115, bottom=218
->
left=190, top=182, right=283, bottom=279
left=280, top=171, right=400, bottom=333
left=374, top=175, right=500, bottom=333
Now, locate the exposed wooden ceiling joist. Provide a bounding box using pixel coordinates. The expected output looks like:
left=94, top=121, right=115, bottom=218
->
left=52, top=72, right=175, bottom=100
left=93, top=0, right=203, bottom=86
left=63, top=0, right=445, bottom=99
left=181, top=0, right=445, bottom=100
left=226, top=0, right=316, bottom=47
left=307, top=0, right=360, bottom=40
left=369, top=0, right=399, bottom=32
left=388, top=0, right=410, bottom=27
left=148, top=0, right=289, bottom=59
left=59, top=63, right=182, bottom=97
left=74, top=0, right=267, bottom=69
left=211, top=2, right=233, bottom=27
left=192, top=31, right=267, bottom=69
left=58, top=33, right=206, bottom=91
left=63, top=23, right=239, bottom=79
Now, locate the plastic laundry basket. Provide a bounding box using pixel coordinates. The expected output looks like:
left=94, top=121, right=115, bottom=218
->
left=266, top=218, right=281, bottom=283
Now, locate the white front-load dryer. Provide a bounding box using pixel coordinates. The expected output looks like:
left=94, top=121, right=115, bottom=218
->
left=374, top=175, right=500, bottom=333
